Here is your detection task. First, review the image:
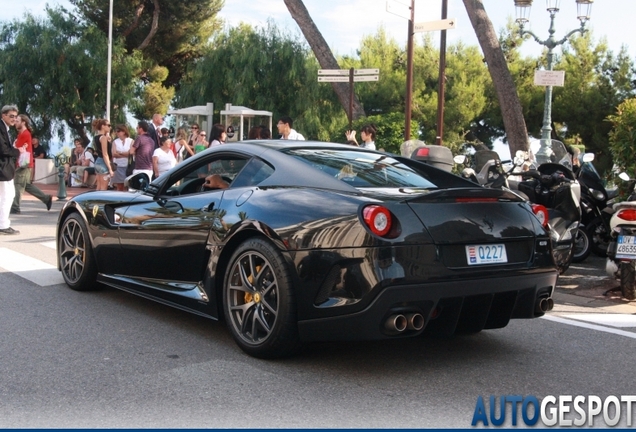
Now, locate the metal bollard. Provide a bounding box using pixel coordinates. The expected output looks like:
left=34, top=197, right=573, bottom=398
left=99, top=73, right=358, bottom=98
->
left=55, top=155, right=68, bottom=200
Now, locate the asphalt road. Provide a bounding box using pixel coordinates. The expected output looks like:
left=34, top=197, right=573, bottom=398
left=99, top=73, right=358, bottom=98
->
left=1, top=197, right=635, bottom=428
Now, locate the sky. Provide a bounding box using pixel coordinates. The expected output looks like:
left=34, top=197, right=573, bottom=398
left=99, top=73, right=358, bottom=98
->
left=4, top=0, right=634, bottom=61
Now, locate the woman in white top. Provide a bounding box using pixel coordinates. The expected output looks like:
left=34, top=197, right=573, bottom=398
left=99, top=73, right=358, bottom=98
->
left=174, top=127, right=194, bottom=163
left=209, top=123, right=227, bottom=147
left=153, top=136, right=177, bottom=178
left=111, top=124, right=133, bottom=191
left=359, top=124, right=377, bottom=150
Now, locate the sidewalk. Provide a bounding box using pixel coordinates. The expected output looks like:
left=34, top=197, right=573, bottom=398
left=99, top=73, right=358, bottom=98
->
left=23, top=181, right=93, bottom=202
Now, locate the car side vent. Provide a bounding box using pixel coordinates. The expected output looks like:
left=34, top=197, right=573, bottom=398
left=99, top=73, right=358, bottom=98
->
left=314, top=265, right=342, bottom=305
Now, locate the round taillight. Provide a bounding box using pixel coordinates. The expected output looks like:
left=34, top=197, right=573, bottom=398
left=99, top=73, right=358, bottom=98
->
left=531, top=204, right=549, bottom=227
left=363, top=205, right=392, bottom=237
left=618, top=209, right=636, bottom=222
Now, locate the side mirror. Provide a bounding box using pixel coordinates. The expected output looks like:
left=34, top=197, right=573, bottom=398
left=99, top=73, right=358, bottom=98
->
left=125, top=172, right=150, bottom=191
left=453, top=155, right=466, bottom=164
left=582, top=153, right=595, bottom=163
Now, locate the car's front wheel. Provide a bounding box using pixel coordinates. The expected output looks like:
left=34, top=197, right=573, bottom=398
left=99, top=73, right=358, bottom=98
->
left=223, top=238, right=300, bottom=358
left=58, top=213, right=98, bottom=291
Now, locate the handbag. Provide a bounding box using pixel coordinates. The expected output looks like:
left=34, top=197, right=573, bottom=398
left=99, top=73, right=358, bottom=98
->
left=125, top=154, right=135, bottom=176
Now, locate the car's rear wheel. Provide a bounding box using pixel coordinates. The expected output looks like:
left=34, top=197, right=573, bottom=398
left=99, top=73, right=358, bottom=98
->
left=223, top=238, right=300, bottom=358
left=58, top=213, right=98, bottom=291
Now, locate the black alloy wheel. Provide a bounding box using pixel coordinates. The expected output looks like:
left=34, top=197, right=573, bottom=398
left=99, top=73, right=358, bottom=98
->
left=58, top=213, right=98, bottom=291
left=223, top=238, right=300, bottom=358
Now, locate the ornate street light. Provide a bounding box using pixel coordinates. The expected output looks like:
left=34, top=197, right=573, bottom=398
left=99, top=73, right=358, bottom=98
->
left=514, top=0, right=593, bottom=143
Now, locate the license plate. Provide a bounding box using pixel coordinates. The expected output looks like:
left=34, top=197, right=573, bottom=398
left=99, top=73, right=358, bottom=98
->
left=466, top=244, right=508, bottom=265
left=616, top=236, right=636, bottom=259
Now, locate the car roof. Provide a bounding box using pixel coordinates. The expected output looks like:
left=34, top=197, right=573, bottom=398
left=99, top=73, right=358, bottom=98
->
left=213, top=141, right=369, bottom=193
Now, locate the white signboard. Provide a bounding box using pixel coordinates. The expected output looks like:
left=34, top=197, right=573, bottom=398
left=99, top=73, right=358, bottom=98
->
left=534, top=70, right=565, bottom=87
left=354, top=68, right=380, bottom=75
left=318, top=76, right=350, bottom=82
left=386, top=0, right=411, bottom=20
left=353, top=75, right=379, bottom=82
left=318, top=75, right=380, bottom=83
left=413, top=18, right=457, bottom=33
left=318, top=69, right=350, bottom=76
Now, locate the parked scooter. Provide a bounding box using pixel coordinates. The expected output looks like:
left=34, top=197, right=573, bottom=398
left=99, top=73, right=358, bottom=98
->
left=605, top=172, right=636, bottom=300
left=454, top=140, right=581, bottom=274
left=514, top=140, right=581, bottom=274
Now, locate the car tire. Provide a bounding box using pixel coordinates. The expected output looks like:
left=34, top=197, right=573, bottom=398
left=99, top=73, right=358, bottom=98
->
left=572, top=227, right=591, bottom=263
left=223, top=238, right=300, bottom=359
left=619, top=261, right=636, bottom=300
left=58, top=213, right=99, bottom=291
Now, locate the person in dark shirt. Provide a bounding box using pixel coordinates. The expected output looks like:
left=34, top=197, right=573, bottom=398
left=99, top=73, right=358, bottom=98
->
left=31, top=137, right=47, bottom=159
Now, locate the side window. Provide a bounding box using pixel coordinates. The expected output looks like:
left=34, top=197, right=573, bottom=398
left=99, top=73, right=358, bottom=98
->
left=164, top=155, right=249, bottom=196
left=231, top=158, right=274, bottom=188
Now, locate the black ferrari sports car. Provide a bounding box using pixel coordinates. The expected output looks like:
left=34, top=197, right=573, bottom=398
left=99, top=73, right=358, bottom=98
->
left=57, top=141, right=558, bottom=358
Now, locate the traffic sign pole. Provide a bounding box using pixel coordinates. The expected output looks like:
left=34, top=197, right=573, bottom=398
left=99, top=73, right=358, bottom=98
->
left=317, top=68, right=381, bottom=130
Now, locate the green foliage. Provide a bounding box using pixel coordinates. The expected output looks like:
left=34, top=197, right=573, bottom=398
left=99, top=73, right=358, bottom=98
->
left=176, top=22, right=344, bottom=140
left=69, top=0, right=223, bottom=87
left=608, top=98, right=636, bottom=177
left=0, top=7, right=141, bottom=144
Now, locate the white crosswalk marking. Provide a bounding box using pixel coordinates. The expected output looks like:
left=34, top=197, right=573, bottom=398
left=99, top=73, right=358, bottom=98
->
left=542, top=315, right=636, bottom=339
left=0, top=247, right=64, bottom=287
left=561, top=313, right=636, bottom=328
left=40, top=241, right=56, bottom=250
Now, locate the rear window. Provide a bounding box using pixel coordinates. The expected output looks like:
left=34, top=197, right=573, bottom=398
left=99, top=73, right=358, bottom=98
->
left=283, top=149, right=438, bottom=189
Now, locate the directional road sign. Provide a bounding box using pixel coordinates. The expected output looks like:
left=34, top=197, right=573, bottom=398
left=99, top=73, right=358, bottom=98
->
left=318, top=75, right=379, bottom=83
left=413, top=18, right=456, bottom=33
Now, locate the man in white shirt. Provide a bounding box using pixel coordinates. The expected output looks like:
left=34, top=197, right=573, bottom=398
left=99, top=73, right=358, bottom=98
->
left=277, top=116, right=305, bottom=140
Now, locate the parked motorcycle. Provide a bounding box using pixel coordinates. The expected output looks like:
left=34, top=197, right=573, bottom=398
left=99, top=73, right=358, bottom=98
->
left=515, top=140, right=581, bottom=274
left=576, top=153, right=616, bottom=260
left=605, top=173, right=636, bottom=300
left=454, top=140, right=581, bottom=274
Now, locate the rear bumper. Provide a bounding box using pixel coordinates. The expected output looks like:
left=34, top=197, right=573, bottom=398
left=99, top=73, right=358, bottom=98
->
left=297, top=270, right=557, bottom=342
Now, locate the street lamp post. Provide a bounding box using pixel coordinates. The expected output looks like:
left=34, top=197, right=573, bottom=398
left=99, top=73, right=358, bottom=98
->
left=514, top=0, right=593, bottom=142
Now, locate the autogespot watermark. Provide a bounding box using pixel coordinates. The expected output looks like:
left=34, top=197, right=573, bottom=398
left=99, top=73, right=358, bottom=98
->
left=471, top=395, right=636, bottom=427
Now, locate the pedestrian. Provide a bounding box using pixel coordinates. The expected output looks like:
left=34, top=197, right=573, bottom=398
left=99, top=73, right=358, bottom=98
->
left=31, top=137, right=47, bottom=159
left=149, top=113, right=163, bottom=150
left=248, top=125, right=272, bottom=139
left=91, top=118, right=114, bottom=191
left=0, top=104, right=20, bottom=235
left=111, top=124, right=133, bottom=191
left=11, top=114, right=52, bottom=213
left=186, top=123, right=204, bottom=157
left=153, top=136, right=176, bottom=178
left=276, top=116, right=305, bottom=140
left=129, top=120, right=155, bottom=181
left=173, top=127, right=193, bottom=163
left=209, top=124, right=226, bottom=147
left=358, top=124, right=377, bottom=150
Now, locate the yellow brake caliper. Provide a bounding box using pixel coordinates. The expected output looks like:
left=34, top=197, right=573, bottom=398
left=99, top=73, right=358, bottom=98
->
left=244, top=265, right=262, bottom=304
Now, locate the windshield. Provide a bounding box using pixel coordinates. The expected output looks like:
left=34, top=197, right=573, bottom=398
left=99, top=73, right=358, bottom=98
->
left=529, top=139, right=573, bottom=170
left=283, top=149, right=438, bottom=189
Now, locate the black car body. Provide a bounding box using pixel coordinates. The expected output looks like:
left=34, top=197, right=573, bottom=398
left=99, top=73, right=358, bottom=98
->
left=57, top=141, right=558, bottom=358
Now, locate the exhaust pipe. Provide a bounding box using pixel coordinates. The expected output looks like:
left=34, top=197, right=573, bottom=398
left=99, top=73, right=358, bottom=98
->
left=534, top=296, right=554, bottom=314
left=405, top=313, right=425, bottom=331
left=385, top=314, right=407, bottom=333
